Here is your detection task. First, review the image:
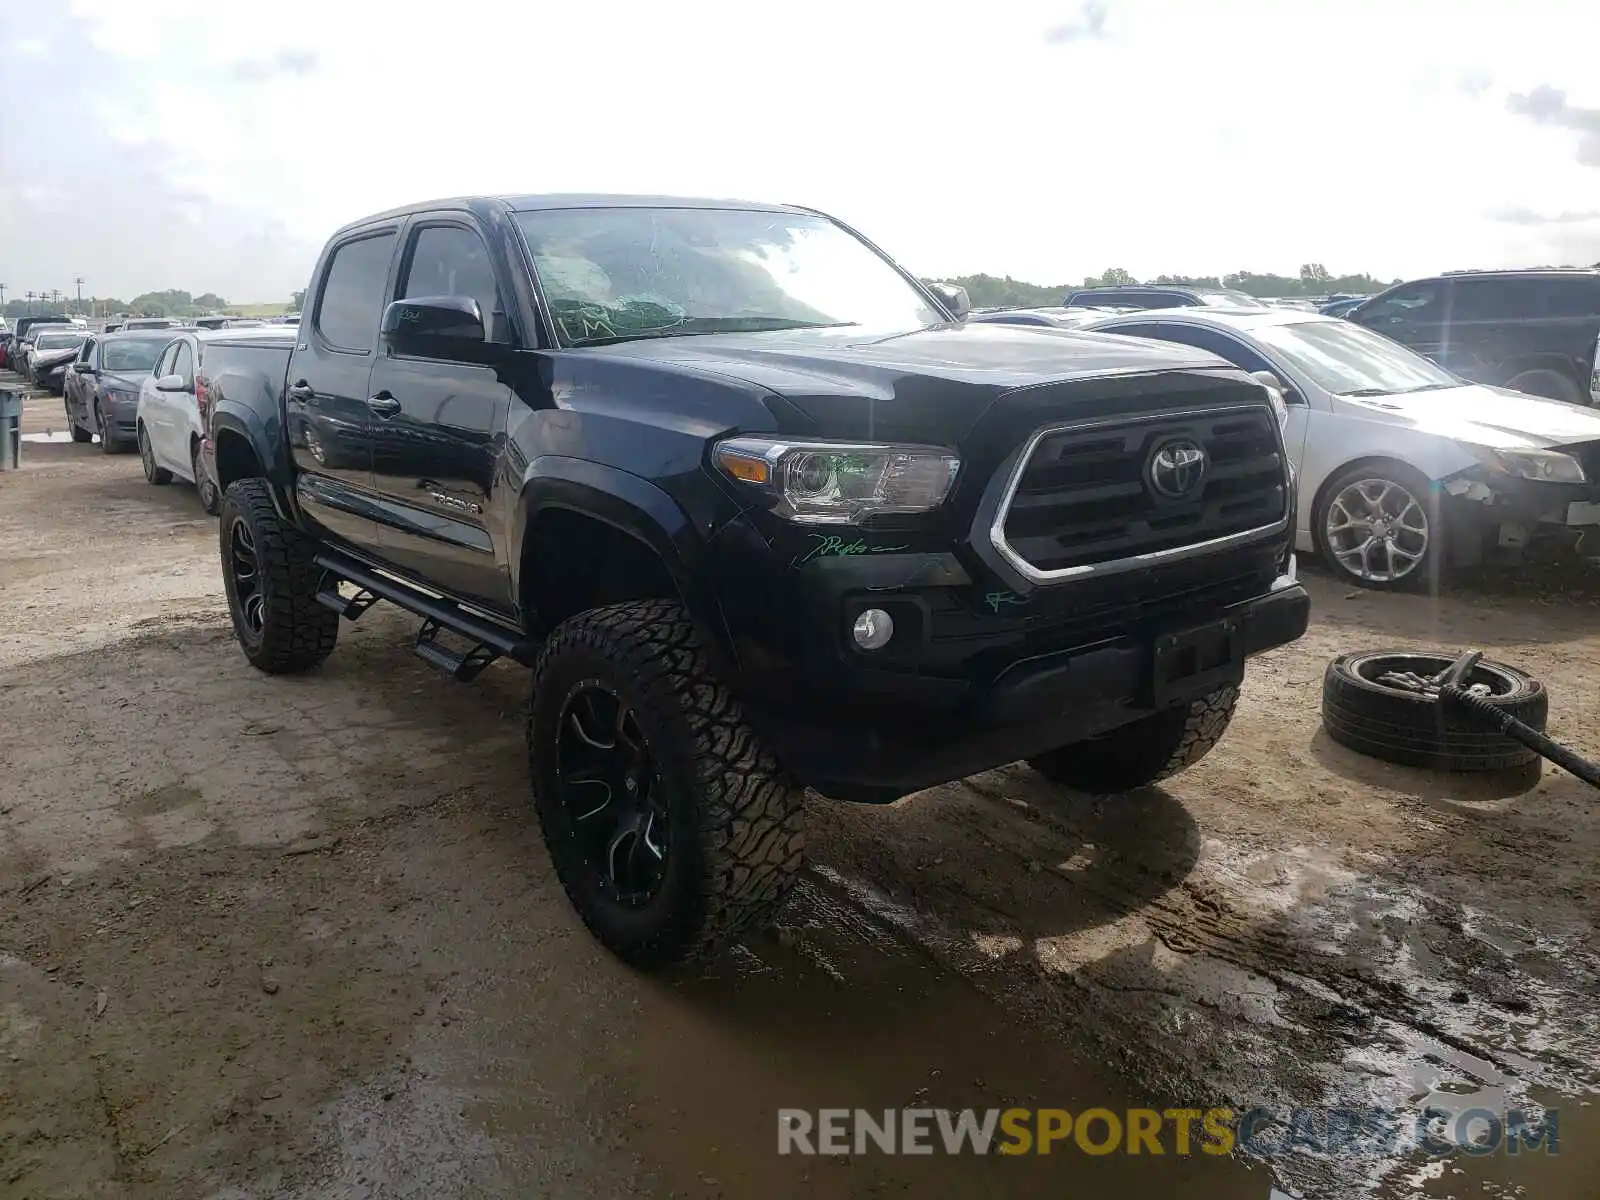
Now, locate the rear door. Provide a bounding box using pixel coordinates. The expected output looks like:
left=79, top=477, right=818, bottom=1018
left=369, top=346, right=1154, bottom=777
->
left=365, top=218, right=516, bottom=612
left=288, top=227, right=399, bottom=550
left=1350, top=279, right=1450, bottom=363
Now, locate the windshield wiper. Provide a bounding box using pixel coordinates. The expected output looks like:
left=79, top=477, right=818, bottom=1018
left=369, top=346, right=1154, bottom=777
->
left=1396, top=383, right=1456, bottom=393
left=569, top=317, right=856, bottom=348
left=1339, top=388, right=1397, bottom=397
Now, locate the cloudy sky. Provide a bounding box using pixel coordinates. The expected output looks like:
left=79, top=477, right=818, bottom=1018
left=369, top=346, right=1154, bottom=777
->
left=2, top=0, right=1597, bottom=305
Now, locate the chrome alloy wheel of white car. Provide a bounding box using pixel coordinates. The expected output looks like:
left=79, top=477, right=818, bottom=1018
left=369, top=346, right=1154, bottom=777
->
left=1324, top=476, right=1431, bottom=584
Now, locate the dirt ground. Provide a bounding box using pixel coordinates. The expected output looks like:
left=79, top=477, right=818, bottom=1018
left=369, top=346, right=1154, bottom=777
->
left=3, top=377, right=1598, bottom=1200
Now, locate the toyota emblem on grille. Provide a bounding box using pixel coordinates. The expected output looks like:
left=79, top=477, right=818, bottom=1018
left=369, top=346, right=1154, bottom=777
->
left=1147, top=438, right=1208, bottom=500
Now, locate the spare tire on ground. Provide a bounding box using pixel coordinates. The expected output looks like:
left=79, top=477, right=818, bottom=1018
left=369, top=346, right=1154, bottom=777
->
left=1321, top=649, right=1548, bottom=771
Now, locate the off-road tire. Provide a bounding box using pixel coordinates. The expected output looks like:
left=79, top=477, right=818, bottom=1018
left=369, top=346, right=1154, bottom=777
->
left=138, top=424, right=172, bottom=484
left=219, top=478, right=338, bottom=674
left=527, top=598, right=805, bottom=969
left=1027, top=685, right=1239, bottom=793
left=1321, top=649, right=1545, bottom=771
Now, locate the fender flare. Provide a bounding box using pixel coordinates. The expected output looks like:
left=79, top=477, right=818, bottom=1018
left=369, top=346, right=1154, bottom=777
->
left=512, top=456, right=739, bottom=665
left=210, top=402, right=294, bottom=519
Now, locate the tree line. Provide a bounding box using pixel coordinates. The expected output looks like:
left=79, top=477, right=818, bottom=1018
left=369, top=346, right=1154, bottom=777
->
left=3, top=289, right=301, bottom=320
left=926, top=264, right=1400, bottom=309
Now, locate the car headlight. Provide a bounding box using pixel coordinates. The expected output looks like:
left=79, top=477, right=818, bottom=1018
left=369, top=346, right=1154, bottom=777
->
left=1467, top=445, right=1587, bottom=484
left=714, top=437, right=960, bottom=524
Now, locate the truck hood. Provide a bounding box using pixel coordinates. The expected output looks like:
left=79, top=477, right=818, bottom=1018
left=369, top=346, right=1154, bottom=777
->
left=578, top=322, right=1227, bottom=444
left=1337, top=383, right=1600, bottom=450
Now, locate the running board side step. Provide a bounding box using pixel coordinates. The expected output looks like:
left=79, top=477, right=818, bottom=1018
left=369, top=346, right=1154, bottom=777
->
left=311, top=552, right=541, bottom=675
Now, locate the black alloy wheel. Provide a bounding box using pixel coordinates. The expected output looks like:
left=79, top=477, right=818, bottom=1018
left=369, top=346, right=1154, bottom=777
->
left=555, top=683, right=671, bottom=906
left=228, top=518, right=266, bottom=642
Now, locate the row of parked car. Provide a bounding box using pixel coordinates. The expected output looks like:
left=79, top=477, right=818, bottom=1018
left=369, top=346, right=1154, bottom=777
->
left=0, top=312, right=299, bottom=390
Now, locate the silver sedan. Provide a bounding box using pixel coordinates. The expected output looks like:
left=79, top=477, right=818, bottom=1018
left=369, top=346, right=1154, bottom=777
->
left=1069, top=308, right=1600, bottom=589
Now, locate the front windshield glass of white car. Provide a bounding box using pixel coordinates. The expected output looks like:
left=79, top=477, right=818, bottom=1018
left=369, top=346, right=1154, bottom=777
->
left=1252, top=319, right=1460, bottom=396
left=514, top=207, right=944, bottom=348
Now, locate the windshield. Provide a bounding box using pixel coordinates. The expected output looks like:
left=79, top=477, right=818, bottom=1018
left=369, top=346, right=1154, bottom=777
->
left=35, top=332, right=87, bottom=351
left=1252, top=319, right=1460, bottom=395
left=101, top=339, right=168, bottom=372
left=514, top=207, right=943, bottom=347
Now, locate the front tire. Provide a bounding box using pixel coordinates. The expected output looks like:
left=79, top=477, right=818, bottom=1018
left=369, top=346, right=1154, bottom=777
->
left=138, top=424, right=172, bottom=484
left=95, top=403, right=125, bottom=454
left=1028, top=685, right=1239, bottom=793
left=1314, top=462, right=1440, bottom=591
left=67, top=400, right=92, bottom=443
left=219, top=478, right=339, bottom=674
left=528, top=598, right=805, bottom=969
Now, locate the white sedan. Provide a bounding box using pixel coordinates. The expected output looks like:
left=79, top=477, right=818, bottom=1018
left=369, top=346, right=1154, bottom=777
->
left=1068, top=307, right=1600, bottom=589
left=135, top=330, right=221, bottom=514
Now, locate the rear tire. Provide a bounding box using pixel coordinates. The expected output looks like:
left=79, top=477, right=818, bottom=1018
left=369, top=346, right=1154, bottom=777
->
left=138, top=424, right=172, bottom=484
left=527, top=598, right=805, bottom=969
left=1028, top=685, right=1239, bottom=793
left=1503, top=368, right=1585, bottom=406
left=193, top=442, right=221, bottom=516
left=219, top=478, right=338, bottom=674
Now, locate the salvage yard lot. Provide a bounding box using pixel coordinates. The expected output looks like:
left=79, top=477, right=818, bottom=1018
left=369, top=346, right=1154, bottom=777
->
left=3, top=383, right=1599, bottom=1199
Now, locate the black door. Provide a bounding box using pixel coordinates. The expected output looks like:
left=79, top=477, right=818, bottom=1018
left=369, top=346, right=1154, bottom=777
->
left=365, top=220, right=516, bottom=612
left=287, top=228, right=398, bottom=551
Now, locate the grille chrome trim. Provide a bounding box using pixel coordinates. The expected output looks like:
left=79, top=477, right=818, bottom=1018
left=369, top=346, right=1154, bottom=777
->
left=988, top=404, right=1290, bottom=584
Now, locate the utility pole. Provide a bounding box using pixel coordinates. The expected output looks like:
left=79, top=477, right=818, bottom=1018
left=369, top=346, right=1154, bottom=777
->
left=25, top=290, right=36, bottom=314
left=0, top=282, right=7, bottom=310
left=73, top=275, right=85, bottom=313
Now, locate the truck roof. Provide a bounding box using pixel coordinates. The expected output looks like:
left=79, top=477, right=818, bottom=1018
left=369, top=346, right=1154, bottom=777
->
left=338, top=193, right=811, bottom=234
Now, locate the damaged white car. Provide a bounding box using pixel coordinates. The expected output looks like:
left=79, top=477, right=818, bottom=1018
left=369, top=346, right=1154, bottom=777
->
left=1071, top=307, right=1600, bottom=590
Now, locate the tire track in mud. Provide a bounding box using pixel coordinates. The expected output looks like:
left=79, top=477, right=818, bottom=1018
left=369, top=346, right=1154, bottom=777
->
left=804, top=768, right=1599, bottom=1200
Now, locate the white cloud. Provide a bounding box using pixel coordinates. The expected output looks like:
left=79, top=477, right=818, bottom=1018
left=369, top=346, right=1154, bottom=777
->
left=2, top=0, right=1597, bottom=305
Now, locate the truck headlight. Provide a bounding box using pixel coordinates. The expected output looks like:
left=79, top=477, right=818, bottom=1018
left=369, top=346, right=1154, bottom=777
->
left=1467, top=445, right=1586, bottom=484
left=714, top=437, right=960, bottom=524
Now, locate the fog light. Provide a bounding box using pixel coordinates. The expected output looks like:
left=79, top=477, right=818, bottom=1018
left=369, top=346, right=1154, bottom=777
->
left=852, top=608, right=894, bottom=650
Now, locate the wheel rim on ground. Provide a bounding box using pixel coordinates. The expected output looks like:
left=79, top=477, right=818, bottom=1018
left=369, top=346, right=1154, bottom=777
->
left=1348, top=651, right=1518, bottom=699
left=555, top=682, right=670, bottom=906
left=1325, top=477, right=1429, bottom=583
left=228, top=519, right=265, bottom=636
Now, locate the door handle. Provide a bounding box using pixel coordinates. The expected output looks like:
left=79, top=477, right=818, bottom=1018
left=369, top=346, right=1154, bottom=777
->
left=366, top=392, right=401, bottom=417
left=287, top=381, right=315, bottom=402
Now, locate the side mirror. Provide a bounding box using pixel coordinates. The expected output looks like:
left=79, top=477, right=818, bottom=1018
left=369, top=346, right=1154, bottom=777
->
left=382, top=296, right=486, bottom=347
left=1251, top=368, right=1303, bottom=407
left=76, top=364, right=98, bottom=376
left=155, top=373, right=187, bottom=392
left=928, top=282, right=972, bottom=321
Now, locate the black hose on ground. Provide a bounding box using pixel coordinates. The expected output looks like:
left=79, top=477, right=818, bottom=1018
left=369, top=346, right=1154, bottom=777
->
left=1436, top=649, right=1600, bottom=790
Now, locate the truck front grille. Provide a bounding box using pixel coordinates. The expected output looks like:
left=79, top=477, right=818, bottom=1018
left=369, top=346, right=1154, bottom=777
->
left=993, top=405, right=1288, bottom=580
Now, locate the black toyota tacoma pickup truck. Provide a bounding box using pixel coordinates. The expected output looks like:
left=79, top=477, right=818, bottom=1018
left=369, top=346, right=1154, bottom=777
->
left=204, top=194, right=1309, bottom=968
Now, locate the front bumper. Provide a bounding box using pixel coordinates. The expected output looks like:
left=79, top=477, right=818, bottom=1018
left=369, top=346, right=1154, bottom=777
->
left=100, top=394, right=141, bottom=441
left=1441, top=469, right=1600, bottom=551
left=708, top=506, right=1306, bottom=801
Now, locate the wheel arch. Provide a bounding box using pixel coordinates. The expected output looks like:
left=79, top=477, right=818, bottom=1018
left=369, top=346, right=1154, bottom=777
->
left=514, top=457, right=737, bottom=665
left=211, top=406, right=294, bottom=517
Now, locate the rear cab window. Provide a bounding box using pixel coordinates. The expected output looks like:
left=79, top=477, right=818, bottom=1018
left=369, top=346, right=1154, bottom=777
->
left=315, top=232, right=399, bottom=352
